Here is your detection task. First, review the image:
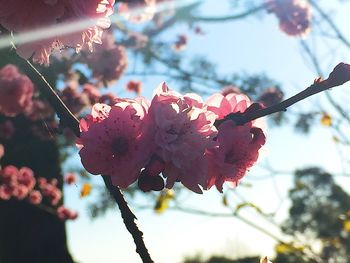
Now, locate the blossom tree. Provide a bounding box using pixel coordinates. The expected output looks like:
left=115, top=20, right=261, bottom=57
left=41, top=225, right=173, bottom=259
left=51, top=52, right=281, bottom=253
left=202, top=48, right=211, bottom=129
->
left=0, top=1, right=349, bottom=263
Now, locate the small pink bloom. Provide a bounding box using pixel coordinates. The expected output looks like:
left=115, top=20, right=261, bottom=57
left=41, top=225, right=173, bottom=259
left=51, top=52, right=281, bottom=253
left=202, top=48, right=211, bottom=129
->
left=266, top=0, right=312, bottom=36
left=148, top=83, right=217, bottom=193
left=78, top=99, right=152, bottom=188
left=57, top=205, right=78, bottom=220
left=206, top=92, right=251, bottom=119
left=0, top=185, right=11, bottom=200
left=64, top=173, right=77, bottom=185
left=14, top=184, right=30, bottom=200
left=205, top=93, right=266, bottom=191
left=0, top=64, right=34, bottom=116
left=0, top=165, right=19, bottom=186
left=206, top=119, right=266, bottom=192
left=28, top=190, right=42, bottom=205
left=173, top=34, right=187, bottom=51
left=0, top=144, right=4, bottom=159
left=17, top=167, right=36, bottom=191
left=126, top=80, right=142, bottom=95
left=85, top=32, right=128, bottom=84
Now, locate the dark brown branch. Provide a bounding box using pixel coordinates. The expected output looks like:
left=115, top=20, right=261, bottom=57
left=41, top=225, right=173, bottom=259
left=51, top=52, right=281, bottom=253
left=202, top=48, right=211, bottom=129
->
left=102, top=176, right=154, bottom=263
left=215, top=80, right=342, bottom=127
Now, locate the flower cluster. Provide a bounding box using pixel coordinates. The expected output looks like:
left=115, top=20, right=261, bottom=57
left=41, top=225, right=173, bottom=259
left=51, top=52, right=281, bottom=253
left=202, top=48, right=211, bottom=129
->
left=0, top=163, right=77, bottom=221
left=78, top=83, right=266, bottom=193
left=266, top=0, right=312, bottom=36
left=0, top=0, right=115, bottom=64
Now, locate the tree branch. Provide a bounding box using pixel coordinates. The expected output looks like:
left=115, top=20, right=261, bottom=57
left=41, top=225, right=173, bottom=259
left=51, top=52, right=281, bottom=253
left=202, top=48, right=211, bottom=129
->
left=215, top=77, right=346, bottom=127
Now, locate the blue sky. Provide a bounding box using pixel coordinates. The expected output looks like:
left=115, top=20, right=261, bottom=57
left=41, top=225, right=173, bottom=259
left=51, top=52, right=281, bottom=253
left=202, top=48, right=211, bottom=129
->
left=63, top=1, right=350, bottom=262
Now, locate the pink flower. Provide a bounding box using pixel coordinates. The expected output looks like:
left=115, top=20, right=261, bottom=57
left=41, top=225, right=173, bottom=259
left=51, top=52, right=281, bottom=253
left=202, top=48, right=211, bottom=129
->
left=0, top=64, right=34, bottom=116
left=39, top=178, right=62, bottom=205
left=0, top=144, right=4, bottom=159
left=205, top=93, right=267, bottom=192
left=126, top=80, right=142, bottom=95
left=57, top=205, right=78, bottom=220
left=173, top=34, right=187, bottom=51
left=0, top=185, right=11, bottom=200
left=17, top=167, right=36, bottom=191
left=206, top=92, right=251, bottom=119
left=85, top=32, right=128, bottom=84
left=266, top=0, right=311, bottom=36
left=147, top=83, right=217, bottom=193
left=64, top=173, right=77, bottom=185
left=28, top=190, right=42, bottom=205
left=78, top=99, right=152, bottom=188
left=0, top=0, right=115, bottom=64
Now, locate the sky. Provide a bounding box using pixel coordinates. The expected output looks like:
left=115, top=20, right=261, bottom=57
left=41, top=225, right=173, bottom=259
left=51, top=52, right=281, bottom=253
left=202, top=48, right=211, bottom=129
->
left=61, top=1, right=350, bottom=262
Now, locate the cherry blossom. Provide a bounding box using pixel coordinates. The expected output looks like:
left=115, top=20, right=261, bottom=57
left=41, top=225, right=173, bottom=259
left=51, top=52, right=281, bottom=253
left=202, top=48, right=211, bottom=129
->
left=0, top=64, right=34, bottom=117
left=0, top=0, right=115, bottom=64
left=205, top=93, right=266, bottom=192
left=78, top=99, right=152, bottom=188
left=85, top=32, right=128, bottom=84
left=147, top=83, right=217, bottom=193
left=266, top=0, right=311, bottom=36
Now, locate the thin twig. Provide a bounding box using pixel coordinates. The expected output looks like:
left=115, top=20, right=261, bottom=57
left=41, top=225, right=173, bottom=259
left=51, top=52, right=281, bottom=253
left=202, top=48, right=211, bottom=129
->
left=215, top=81, right=337, bottom=127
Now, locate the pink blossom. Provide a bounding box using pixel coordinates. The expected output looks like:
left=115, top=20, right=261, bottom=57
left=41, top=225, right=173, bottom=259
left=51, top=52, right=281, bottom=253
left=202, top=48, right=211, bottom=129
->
left=57, top=205, right=78, bottom=220
left=39, top=178, right=62, bottom=205
left=28, top=190, right=42, bottom=205
left=147, top=83, right=217, bottom=193
left=0, top=185, right=11, bottom=200
left=85, top=32, right=128, bottom=84
left=206, top=92, right=251, bottom=119
left=173, top=34, right=187, bottom=51
left=266, top=0, right=312, bottom=36
left=126, top=80, right=142, bottom=95
left=205, top=93, right=267, bottom=192
left=17, top=167, right=36, bottom=191
left=78, top=99, right=153, bottom=188
left=0, top=144, right=4, bottom=159
left=64, top=173, right=77, bottom=185
left=0, top=0, right=115, bottom=64
left=0, top=64, right=34, bottom=116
